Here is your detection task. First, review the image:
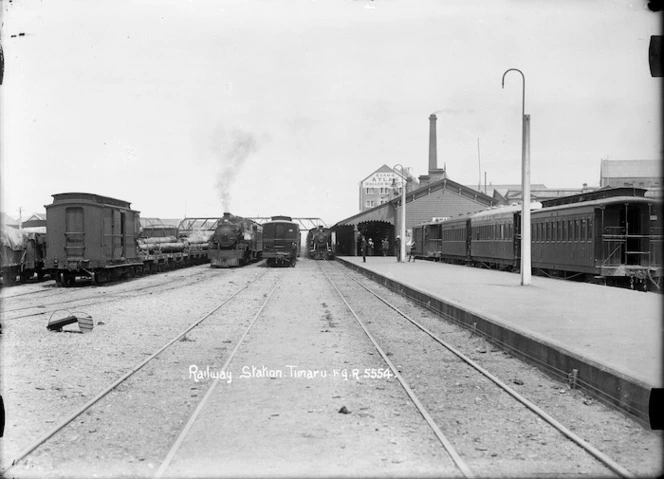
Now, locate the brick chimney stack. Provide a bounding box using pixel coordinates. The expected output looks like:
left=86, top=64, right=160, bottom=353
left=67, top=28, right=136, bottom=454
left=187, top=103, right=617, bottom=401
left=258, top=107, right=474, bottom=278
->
left=426, top=113, right=447, bottom=183
left=429, top=114, right=438, bottom=172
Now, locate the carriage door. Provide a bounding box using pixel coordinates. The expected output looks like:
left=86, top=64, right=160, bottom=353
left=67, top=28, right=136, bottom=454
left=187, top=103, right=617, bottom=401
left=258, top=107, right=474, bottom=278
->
left=623, top=204, right=646, bottom=266
left=102, top=209, right=125, bottom=261
left=65, top=207, right=85, bottom=260
left=513, top=212, right=521, bottom=261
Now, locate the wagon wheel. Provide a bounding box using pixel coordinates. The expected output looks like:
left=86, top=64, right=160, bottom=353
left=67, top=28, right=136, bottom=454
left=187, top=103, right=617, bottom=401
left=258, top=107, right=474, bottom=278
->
left=61, top=272, right=75, bottom=287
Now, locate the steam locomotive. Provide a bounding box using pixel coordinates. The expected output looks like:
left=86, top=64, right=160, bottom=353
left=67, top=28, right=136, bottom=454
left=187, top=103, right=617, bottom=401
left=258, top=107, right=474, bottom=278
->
left=263, top=216, right=300, bottom=267
left=306, top=226, right=334, bottom=260
left=208, top=212, right=263, bottom=267
left=411, top=187, right=662, bottom=290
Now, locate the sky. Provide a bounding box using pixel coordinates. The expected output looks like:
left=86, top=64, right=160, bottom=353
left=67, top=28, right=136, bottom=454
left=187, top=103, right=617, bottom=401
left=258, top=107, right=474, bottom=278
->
left=0, top=0, right=661, bottom=226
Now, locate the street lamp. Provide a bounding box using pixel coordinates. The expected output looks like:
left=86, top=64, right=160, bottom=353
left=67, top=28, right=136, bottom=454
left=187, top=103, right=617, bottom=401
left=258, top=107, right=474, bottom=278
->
left=502, top=68, right=531, bottom=285
left=392, top=164, right=407, bottom=262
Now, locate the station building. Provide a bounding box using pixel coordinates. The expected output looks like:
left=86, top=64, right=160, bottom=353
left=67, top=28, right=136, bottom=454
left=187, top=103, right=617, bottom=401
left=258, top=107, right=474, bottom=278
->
left=334, top=113, right=662, bottom=256
left=334, top=114, right=497, bottom=256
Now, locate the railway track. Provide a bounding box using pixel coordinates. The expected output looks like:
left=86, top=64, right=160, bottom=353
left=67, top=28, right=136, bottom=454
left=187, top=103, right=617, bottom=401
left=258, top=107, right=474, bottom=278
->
left=318, top=261, right=635, bottom=478
left=2, top=259, right=656, bottom=477
left=1, top=268, right=281, bottom=476
left=1, top=265, right=217, bottom=320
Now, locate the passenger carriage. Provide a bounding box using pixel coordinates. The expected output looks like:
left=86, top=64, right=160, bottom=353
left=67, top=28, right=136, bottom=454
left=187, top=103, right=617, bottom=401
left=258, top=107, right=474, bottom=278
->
left=262, top=216, right=300, bottom=267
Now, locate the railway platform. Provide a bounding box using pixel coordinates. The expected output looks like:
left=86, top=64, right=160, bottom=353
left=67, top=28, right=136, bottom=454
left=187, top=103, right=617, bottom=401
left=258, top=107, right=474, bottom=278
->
left=336, top=256, right=662, bottom=425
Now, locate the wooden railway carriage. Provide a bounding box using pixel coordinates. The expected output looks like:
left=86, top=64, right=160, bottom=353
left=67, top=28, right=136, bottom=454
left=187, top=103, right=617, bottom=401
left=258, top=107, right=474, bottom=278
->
left=412, top=217, right=469, bottom=262
left=208, top=212, right=263, bottom=267
left=469, top=204, right=535, bottom=269
left=262, top=216, right=300, bottom=267
left=532, top=188, right=661, bottom=288
left=46, top=193, right=142, bottom=286
left=411, top=188, right=661, bottom=289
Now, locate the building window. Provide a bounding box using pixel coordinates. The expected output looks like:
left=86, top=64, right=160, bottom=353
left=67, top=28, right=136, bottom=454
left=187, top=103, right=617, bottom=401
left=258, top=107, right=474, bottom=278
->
left=365, top=200, right=375, bottom=208
left=365, top=188, right=374, bottom=195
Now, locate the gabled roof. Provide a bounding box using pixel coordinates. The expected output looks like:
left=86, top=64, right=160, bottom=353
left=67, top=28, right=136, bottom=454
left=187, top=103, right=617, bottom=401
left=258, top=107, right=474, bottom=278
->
left=25, top=213, right=46, bottom=221
left=360, top=164, right=419, bottom=184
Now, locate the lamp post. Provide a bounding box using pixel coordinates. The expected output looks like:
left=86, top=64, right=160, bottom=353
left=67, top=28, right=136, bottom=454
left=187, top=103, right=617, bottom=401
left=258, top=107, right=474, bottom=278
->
left=502, top=68, right=531, bottom=285
left=392, top=164, right=407, bottom=262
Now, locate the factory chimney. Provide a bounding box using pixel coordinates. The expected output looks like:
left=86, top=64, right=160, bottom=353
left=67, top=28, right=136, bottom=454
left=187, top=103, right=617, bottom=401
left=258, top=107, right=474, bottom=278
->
left=421, top=113, right=446, bottom=185
left=429, top=114, right=438, bottom=172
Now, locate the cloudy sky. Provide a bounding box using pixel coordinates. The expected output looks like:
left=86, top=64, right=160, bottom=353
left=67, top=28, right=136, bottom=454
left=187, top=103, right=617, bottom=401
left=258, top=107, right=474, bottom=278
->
left=1, top=0, right=660, bottom=225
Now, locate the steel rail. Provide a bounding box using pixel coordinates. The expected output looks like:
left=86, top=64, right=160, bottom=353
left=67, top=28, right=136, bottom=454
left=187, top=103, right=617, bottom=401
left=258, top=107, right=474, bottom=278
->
left=318, top=263, right=474, bottom=478
left=3, top=269, right=215, bottom=319
left=154, top=275, right=282, bottom=478
left=0, top=270, right=271, bottom=475
left=332, top=262, right=636, bottom=479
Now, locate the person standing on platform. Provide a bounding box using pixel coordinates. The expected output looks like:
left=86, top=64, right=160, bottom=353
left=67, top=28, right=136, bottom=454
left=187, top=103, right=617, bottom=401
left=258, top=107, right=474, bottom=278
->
left=360, top=235, right=367, bottom=263
left=407, top=237, right=415, bottom=262
left=368, top=238, right=374, bottom=256
left=381, top=238, right=389, bottom=256
left=395, top=236, right=401, bottom=262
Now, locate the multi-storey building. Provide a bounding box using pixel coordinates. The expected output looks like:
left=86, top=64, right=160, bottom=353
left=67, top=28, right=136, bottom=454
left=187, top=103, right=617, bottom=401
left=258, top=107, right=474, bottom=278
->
left=358, top=164, right=418, bottom=212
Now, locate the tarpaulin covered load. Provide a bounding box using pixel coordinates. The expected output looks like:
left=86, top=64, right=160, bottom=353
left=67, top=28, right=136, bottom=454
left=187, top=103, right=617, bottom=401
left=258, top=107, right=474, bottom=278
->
left=1, top=228, right=28, bottom=251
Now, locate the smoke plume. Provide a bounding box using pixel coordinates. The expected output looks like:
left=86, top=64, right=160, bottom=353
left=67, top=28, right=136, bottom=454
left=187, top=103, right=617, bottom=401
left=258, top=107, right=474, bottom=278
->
left=212, top=128, right=259, bottom=212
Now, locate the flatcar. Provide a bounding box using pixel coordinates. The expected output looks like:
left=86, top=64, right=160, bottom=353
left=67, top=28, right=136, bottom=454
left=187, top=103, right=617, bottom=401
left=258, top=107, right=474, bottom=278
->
left=262, top=215, right=300, bottom=267
left=208, top=212, right=263, bottom=267
left=411, top=187, right=662, bottom=290
left=138, top=218, right=208, bottom=273
left=306, top=226, right=334, bottom=260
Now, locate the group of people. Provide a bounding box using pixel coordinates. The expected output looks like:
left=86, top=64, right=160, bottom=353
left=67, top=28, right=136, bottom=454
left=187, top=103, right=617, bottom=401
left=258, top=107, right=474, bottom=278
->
left=359, top=235, right=415, bottom=263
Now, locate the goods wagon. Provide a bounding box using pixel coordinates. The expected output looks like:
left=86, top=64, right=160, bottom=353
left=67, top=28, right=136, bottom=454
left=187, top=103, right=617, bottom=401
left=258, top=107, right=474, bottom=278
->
left=1, top=227, right=47, bottom=284
left=45, top=193, right=143, bottom=286
left=138, top=218, right=208, bottom=273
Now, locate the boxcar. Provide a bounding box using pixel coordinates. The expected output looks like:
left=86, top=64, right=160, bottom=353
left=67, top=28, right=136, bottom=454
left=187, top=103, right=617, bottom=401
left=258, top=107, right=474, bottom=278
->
left=45, top=192, right=143, bottom=286
left=262, top=216, right=300, bottom=267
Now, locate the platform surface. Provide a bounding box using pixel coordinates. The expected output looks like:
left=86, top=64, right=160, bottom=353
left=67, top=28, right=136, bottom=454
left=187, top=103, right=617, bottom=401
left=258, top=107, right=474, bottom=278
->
left=337, top=256, right=663, bottom=389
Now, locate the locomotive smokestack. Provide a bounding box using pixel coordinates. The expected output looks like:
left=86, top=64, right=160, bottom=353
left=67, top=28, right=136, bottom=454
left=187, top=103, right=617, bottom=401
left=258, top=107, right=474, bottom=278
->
left=429, top=114, right=438, bottom=172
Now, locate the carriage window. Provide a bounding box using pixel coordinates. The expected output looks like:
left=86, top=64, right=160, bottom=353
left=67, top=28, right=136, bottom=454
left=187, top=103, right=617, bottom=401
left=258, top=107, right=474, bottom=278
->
left=587, top=219, right=593, bottom=241
left=580, top=219, right=586, bottom=241
left=563, top=221, right=568, bottom=242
